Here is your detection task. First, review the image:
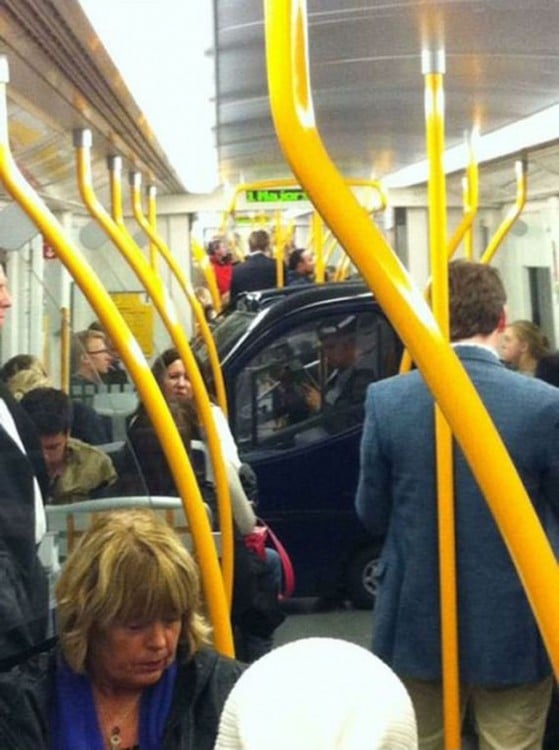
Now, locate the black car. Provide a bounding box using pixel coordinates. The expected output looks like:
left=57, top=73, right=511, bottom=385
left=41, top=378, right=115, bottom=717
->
left=194, top=281, right=403, bottom=607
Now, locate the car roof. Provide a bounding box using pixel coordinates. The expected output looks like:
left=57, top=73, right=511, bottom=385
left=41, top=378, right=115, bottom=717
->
left=235, top=279, right=375, bottom=318
left=217, top=280, right=383, bottom=366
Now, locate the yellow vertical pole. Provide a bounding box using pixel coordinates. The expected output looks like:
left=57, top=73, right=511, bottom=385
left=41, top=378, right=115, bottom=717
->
left=312, top=211, right=325, bottom=283
left=424, top=48, right=461, bottom=750
left=274, top=209, right=285, bottom=287
left=147, top=184, right=158, bottom=272
left=463, top=176, right=474, bottom=260
left=60, top=306, right=71, bottom=393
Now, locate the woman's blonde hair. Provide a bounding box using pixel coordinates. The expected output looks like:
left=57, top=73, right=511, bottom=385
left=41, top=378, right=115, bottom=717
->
left=56, top=509, right=211, bottom=673
left=508, top=320, right=550, bottom=361
left=1, top=355, right=50, bottom=400
left=7, top=367, right=51, bottom=400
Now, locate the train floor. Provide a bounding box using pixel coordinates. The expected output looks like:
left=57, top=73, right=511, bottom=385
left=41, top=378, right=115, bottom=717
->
left=272, top=597, right=478, bottom=750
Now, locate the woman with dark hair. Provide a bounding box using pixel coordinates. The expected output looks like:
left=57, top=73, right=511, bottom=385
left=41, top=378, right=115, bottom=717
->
left=119, top=348, right=284, bottom=662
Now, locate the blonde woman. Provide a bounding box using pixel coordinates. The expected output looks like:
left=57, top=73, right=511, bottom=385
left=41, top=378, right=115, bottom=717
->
left=500, top=319, right=549, bottom=376
left=0, top=509, right=244, bottom=750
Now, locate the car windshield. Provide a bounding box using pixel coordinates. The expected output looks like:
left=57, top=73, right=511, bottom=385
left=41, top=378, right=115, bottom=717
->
left=192, top=310, right=256, bottom=366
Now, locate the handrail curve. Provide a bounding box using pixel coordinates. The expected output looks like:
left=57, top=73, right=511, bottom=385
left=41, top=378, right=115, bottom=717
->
left=264, top=0, right=559, bottom=677
left=128, top=171, right=228, bottom=419
left=480, top=157, right=527, bottom=265
left=73, top=130, right=234, bottom=643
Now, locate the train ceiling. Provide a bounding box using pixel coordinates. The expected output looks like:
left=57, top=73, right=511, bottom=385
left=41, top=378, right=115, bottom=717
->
left=0, top=1, right=559, bottom=212
left=214, top=0, right=559, bottom=205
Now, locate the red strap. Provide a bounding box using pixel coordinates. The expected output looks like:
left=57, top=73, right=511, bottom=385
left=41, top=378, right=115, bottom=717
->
left=259, top=520, right=295, bottom=600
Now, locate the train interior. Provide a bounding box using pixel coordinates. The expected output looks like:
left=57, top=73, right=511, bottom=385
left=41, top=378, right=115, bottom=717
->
left=2, top=4, right=559, bottom=742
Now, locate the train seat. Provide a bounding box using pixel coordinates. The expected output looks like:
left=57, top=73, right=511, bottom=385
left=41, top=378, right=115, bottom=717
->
left=92, top=392, right=138, bottom=441
left=42, top=496, right=219, bottom=565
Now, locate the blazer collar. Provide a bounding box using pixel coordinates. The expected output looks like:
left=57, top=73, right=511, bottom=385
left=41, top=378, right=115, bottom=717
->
left=453, top=343, right=503, bottom=366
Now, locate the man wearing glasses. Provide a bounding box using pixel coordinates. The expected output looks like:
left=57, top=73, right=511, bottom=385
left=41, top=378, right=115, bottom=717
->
left=70, top=329, right=113, bottom=390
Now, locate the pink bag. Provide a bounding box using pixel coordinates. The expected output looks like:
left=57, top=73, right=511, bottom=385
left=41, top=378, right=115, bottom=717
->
left=244, top=520, right=295, bottom=600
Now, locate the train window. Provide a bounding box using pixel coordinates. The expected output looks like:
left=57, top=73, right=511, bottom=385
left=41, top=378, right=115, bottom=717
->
left=234, top=311, right=399, bottom=450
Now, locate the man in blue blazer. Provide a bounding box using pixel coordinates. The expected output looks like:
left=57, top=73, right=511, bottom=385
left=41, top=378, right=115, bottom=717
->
left=355, top=260, right=559, bottom=749
left=0, top=264, right=49, bottom=669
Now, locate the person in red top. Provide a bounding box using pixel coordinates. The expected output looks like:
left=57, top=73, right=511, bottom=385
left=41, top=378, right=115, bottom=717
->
left=208, top=236, right=234, bottom=304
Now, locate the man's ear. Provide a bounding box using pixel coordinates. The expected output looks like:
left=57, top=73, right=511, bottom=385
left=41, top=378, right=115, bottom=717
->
left=496, top=309, right=507, bottom=333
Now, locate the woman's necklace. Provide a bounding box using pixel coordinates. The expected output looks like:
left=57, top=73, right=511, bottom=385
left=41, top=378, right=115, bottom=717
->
left=108, top=726, right=122, bottom=750
left=95, top=692, right=141, bottom=750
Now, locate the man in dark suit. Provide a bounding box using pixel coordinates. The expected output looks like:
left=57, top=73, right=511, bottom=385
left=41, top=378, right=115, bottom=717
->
left=229, top=229, right=279, bottom=306
left=0, top=263, right=49, bottom=668
left=355, top=260, right=559, bottom=749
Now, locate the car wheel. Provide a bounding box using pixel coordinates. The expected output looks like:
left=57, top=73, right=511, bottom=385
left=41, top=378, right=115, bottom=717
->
left=345, top=545, right=381, bottom=610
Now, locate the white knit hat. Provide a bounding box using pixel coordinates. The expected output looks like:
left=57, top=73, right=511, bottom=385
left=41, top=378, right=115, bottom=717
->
left=214, top=637, right=418, bottom=750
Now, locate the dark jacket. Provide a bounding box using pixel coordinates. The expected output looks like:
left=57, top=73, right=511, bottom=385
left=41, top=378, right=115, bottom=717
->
left=229, top=253, right=279, bottom=305
left=0, top=382, right=49, bottom=668
left=0, top=645, right=245, bottom=749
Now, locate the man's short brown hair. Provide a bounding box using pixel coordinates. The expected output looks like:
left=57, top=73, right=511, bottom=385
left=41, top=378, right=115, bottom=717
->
left=248, top=230, right=270, bottom=254
left=448, top=260, right=507, bottom=341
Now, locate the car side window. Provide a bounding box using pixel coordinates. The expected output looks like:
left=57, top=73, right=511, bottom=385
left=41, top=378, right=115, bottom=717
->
left=234, top=310, right=401, bottom=451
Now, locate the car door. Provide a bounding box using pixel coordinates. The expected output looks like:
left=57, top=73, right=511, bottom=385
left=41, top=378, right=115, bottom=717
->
left=228, top=301, right=402, bottom=598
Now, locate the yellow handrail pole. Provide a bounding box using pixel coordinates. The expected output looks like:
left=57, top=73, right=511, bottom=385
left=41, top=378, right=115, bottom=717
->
left=312, top=211, right=325, bottom=282
left=265, top=0, right=559, bottom=676
left=191, top=237, right=222, bottom=313
left=480, top=158, right=527, bottom=265
left=334, top=252, right=350, bottom=282
left=398, top=135, right=479, bottom=376
left=107, top=155, right=145, bottom=259
left=60, top=306, right=71, bottom=392
left=0, top=72, right=231, bottom=654
left=147, top=183, right=158, bottom=272
left=274, top=209, right=285, bottom=287
left=322, top=231, right=338, bottom=267
left=108, top=156, right=126, bottom=230
left=73, top=130, right=234, bottom=625
left=424, top=49, right=461, bottom=750
left=448, top=134, right=479, bottom=260
left=128, top=172, right=229, bottom=419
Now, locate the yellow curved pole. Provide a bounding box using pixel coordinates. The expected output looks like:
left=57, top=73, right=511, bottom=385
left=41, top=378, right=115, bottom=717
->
left=0, top=73, right=232, bottom=654
left=448, top=135, right=479, bottom=260
left=128, top=172, right=229, bottom=419
left=73, top=131, right=234, bottom=626
left=265, top=0, right=559, bottom=681
left=191, top=237, right=222, bottom=313
left=424, top=50, right=460, bottom=750
left=480, top=158, right=527, bottom=265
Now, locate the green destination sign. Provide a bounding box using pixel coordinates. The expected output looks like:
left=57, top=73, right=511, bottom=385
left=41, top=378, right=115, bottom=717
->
left=245, top=188, right=308, bottom=203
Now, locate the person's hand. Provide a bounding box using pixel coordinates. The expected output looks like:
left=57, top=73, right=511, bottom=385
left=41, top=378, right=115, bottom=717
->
left=304, top=384, right=322, bottom=411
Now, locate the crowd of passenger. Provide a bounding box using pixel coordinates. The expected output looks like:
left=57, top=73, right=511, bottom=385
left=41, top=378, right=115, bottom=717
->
left=5, top=250, right=559, bottom=748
